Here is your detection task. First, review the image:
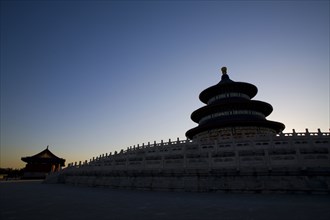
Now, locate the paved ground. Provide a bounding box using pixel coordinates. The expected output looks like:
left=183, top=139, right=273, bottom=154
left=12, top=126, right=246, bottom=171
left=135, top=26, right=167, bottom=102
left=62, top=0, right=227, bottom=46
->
left=1, top=180, right=330, bottom=220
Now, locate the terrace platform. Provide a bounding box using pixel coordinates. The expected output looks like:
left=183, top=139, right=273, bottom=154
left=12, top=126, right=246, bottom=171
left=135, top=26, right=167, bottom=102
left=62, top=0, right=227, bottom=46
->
left=1, top=180, right=330, bottom=220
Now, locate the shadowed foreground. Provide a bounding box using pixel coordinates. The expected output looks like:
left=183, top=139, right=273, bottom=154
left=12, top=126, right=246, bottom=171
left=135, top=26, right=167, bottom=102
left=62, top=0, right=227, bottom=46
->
left=1, top=181, right=330, bottom=220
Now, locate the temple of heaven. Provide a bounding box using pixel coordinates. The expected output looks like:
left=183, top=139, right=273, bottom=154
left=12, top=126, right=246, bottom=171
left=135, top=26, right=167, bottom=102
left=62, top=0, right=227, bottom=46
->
left=186, top=67, right=285, bottom=140
left=45, top=67, right=329, bottom=193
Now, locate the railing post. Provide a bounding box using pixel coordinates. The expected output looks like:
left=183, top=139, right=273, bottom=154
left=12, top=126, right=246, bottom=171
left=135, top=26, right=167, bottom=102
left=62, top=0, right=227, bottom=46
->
left=305, top=128, right=310, bottom=136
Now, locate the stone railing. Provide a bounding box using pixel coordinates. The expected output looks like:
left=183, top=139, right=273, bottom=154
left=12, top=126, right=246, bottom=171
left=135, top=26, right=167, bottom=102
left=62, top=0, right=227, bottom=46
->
left=65, top=129, right=329, bottom=169
left=66, top=137, right=193, bottom=168
left=277, top=129, right=329, bottom=137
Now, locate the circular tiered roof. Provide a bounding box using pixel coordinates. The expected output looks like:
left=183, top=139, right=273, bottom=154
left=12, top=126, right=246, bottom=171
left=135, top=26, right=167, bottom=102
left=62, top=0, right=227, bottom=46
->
left=185, top=67, right=285, bottom=140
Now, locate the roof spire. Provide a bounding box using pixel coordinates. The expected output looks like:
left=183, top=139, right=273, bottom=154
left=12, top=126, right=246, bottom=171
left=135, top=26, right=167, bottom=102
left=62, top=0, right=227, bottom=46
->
left=220, top=66, right=231, bottom=82
left=221, top=66, right=227, bottom=75
left=47, top=145, right=49, bottom=149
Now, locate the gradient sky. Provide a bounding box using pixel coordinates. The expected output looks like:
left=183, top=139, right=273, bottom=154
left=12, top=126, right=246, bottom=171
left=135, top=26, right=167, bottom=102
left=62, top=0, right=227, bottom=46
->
left=1, top=1, right=329, bottom=169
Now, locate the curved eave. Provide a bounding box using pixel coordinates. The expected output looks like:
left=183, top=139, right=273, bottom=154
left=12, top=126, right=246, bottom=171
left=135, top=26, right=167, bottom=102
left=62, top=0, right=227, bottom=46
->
left=186, top=120, right=285, bottom=139
left=199, top=82, right=258, bottom=104
left=21, top=157, right=66, bottom=165
left=191, top=100, right=273, bottom=123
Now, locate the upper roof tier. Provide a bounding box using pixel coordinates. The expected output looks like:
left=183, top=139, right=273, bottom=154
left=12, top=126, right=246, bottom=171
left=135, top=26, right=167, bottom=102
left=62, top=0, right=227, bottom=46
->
left=199, top=68, right=258, bottom=104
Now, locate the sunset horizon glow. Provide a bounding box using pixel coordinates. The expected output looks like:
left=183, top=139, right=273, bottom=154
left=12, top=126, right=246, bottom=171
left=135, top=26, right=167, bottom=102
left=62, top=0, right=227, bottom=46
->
left=1, top=1, right=329, bottom=169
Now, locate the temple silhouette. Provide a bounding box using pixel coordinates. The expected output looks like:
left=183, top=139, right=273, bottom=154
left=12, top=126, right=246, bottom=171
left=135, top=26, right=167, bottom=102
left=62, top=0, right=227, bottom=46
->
left=46, top=67, right=330, bottom=193
left=186, top=67, right=284, bottom=140
left=22, top=146, right=65, bottom=179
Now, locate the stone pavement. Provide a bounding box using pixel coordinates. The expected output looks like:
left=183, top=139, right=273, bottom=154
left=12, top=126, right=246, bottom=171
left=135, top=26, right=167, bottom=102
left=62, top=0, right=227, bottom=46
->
left=1, top=180, right=330, bottom=220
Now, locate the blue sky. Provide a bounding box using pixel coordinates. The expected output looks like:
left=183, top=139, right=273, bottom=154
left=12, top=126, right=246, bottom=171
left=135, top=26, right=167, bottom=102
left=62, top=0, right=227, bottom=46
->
left=1, top=1, right=329, bottom=168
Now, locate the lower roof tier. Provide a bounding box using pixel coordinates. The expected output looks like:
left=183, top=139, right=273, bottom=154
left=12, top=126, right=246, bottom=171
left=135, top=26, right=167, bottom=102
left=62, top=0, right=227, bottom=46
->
left=186, top=119, right=285, bottom=139
left=21, top=157, right=65, bottom=165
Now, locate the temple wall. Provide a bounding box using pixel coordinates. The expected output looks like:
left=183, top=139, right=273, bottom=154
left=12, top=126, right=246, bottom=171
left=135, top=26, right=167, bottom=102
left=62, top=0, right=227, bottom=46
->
left=57, top=170, right=330, bottom=193
left=194, top=126, right=277, bottom=141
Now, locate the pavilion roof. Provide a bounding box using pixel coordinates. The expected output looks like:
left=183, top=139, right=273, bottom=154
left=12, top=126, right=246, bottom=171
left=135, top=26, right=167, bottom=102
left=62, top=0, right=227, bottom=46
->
left=21, top=146, right=65, bottom=164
